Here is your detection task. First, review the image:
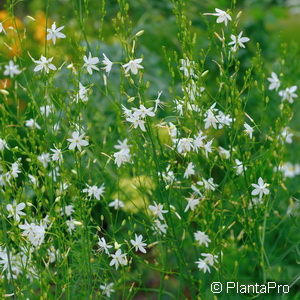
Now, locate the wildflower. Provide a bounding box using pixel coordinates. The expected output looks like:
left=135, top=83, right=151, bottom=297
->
left=197, top=178, right=218, bottom=191
left=83, top=52, right=99, bottom=75
left=228, top=32, right=250, bottom=52
left=234, top=159, right=246, bottom=175
left=109, top=249, right=128, bottom=270
left=3, top=60, right=21, bottom=78
left=203, top=140, right=213, bottom=157
left=267, top=72, right=280, bottom=91
left=61, top=205, right=74, bottom=217
left=74, top=82, right=89, bottom=103
left=25, top=119, right=41, bottom=129
left=132, top=105, right=155, bottom=118
left=19, top=221, right=46, bottom=247
left=100, top=283, right=115, bottom=297
left=184, top=196, right=200, bottom=212
left=126, top=114, right=146, bottom=131
left=67, top=131, right=89, bottom=151
left=248, top=197, right=263, bottom=209
left=177, top=138, right=194, bottom=154
left=130, top=234, right=147, bottom=253
left=251, top=177, right=270, bottom=199
left=193, top=131, right=207, bottom=151
left=40, top=105, right=54, bottom=117
left=113, top=139, right=131, bottom=167
left=153, top=219, right=168, bottom=234
left=83, top=184, right=105, bottom=200
left=204, top=8, right=232, bottom=26
left=279, top=86, right=298, bottom=103
left=0, top=138, right=9, bottom=151
left=195, top=253, right=218, bottom=273
left=218, top=146, right=230, bottom=159
left=46, top=22, right=66, bottom=44
left=47, top=246, right=59, bottom=263
left=28, top=174, right=38, bottom=186
left=102, top=53, right=113, bottom=74
left=280, top=127, right=293, bottom=144
left=194, top=231, right=211, bottom=247
left=244, top=123, right=254, bottom=139
left=123, top=58, right=143, bottom=75
left=179, top=58, right=196, bottom=77
left=278, top=162, right=300, bottom=178
left=66, top=219, right=77, bottom=234
left=0, top=22, right=6, bottom=34
left=33, top=56, right=57, bottom=73
left=149, top=202, right=168, bottom=220
left=154, top=91, right=164, bottom=112
left=37, top=153, right=51, bottom=168
left=97, top=237, right=113, bottom=255
left=184, top=162, right=195, bottom=179
left=6, top=201, right=26, bottom=223
left=51, top=146, right=63, bottom=164
left=108, top=199, right=125, bottom=210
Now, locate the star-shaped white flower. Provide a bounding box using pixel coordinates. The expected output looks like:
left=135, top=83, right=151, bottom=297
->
left=123, top=58, right=143, bottom=75
left=204, top=8, right=232, bottom=26
left=251, top=177, right=270, bottom=199
left=6, top=201, right=26, bottom=223
left=130, top=234, right=147, bottom=253
left=83, top=52, right=99, bottom=75
left=102, top=53, right=113, bottom=74
left=47, top=22, right=66, bottom=44
left=228, top=32, right=250, bottom=52
left=267, top=72, right=280, bottom=91
left=67, top=131, right=89, bottom=151
left=33, top=56, right=57, bottom=73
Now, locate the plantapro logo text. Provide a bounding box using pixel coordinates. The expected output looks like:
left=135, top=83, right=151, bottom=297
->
left=210, top=281, right=290, bottom=294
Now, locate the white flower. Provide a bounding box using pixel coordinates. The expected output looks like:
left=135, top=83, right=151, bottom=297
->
left=195, top=258, right=210, bottom=273
left=179, top=58, right=196, bottom=77
left=234, top=159, right=246, bottom=175
left=51, top=146, right=63, bottom=164
left=33, top=56, right=56, bottom=73
left=19, top=221, right=46, bottom=247
left=74, top=82, right=89, bottom=103
left=46, top=22, right=66, bottom=44
left=251, top=177, right=270, bottom=199
left=109, top=249, right=128, bottom=270
left=123, top=58, right=143, bottom=75
left=6, top=201, right=26, bottom=223
left=228, top=32, right=250, bottom=52
left=195, top=253, right=218, bottom=273
left=83, top=184, right=105, bottom=200
left=0, top=22, right=6, bottom=34
left=218, top=146, right=230, bottom=159
left=3, top=60, right=21, bottom=77
left=203, top=140, right=213, bottom=157
left=108, top=199, right=125, bottom=210
left=100, top=283, right=115, bottom=297
left=97, top=237, right=113, bottom=255
left=278, top=162, right=300, bottom=178
left=204, top=8, right=232, bottom=26
left=132, top=105, right=155, bottom=118
left=66, top=218, right=77, bottom=234
left=279, top=86, right=298, bottom=103
left=40, top=105, right=54, bottom=117
left=113, top=139, right=131, bottom=167
left=177, top=138, right=194, bottom=154
left=83, top=52, right=99, bottom=75
left=0, top=138, right=9, bottom=151
left=197, top=178, right=218, bottom=191
left=25, top=119, right=41, bottom=129
left=194, top=231, right=211, bottom=247
left=267, top=72, right=280, bottom=91
left=149, top=202, right=168, bottom=220
left=130, top=234, right=147, bottom=253
left=280, top=127, right=293, bottom=144
left=37, top=153, right=51, bottom=168
left=184, top=162, right=195, bottom=179
left=184, top=196, right=200, bottom=212
left=61, top=205, right=74, bottom=217
left=67, top=131, right=89, bottom=151
left=102, top=53, right=113, bottom=74
left=153, top=219, right=168, bottom=234
left=244, top=123, right=254, bottom=139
